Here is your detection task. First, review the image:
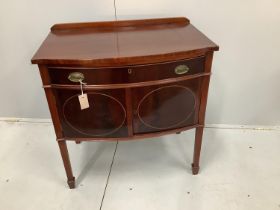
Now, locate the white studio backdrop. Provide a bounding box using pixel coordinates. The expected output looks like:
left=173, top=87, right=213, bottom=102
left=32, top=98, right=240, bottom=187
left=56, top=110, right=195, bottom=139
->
left=0, top=0, right=280, bottom=125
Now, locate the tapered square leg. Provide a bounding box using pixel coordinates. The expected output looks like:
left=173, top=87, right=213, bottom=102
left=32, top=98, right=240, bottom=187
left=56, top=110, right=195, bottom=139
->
left=191, top=163, right=200, bottom=175
left=57, top=141, right=75, bottom=189
left=192, top=127, right=204, bottom=175
left=67, top=177, right=76, bottom=189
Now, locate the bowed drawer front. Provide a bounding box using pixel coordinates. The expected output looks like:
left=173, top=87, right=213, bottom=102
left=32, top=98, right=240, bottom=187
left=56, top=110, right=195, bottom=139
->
left=128, top=57, right=205, bottom=83
left=31, top=17, right=219, bottom=189
left=48, top=56, right=205, bottom=85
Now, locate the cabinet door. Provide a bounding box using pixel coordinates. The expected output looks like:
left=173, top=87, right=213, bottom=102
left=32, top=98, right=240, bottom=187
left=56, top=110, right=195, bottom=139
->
left=132, top=79, right=201, bottom=134
left=55, top=89, right=128, bottom=138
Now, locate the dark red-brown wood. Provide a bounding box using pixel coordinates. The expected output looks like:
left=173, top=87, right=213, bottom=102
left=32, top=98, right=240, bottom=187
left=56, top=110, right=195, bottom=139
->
left=132, top=79, right=201, bottom=134
left=57, top=89, right=128, bottom=138
left=32, top=17, right=219, bottom=189
left=31, top=17, right=218, bottom=67
left=192, top=52, right=214, bottom=174
left=47, top=56, right=205, bottom=85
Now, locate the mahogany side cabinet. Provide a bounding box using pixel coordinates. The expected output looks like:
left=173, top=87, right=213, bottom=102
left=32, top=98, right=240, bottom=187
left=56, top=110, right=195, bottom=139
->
left=31, top=17, right=219, bottom=189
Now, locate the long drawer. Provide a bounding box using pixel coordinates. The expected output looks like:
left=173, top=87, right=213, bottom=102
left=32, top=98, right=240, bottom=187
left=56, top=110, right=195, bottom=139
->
left=47, top=56, right=205, bottom=85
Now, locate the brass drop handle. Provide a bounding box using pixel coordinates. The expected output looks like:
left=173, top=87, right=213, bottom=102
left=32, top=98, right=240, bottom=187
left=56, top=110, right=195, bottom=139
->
left=68, top=72, right=85, bottom=83
left=128, top=68, right=132, bottom=74
left=174, top=65, right=190, bottom=75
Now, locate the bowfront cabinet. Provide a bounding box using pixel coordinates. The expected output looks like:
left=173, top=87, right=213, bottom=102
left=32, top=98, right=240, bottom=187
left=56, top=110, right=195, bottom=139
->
left=32, top=17, right=219, bottom=188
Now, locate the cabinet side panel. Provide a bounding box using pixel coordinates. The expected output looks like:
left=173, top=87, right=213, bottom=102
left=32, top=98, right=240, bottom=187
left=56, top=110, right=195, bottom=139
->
left=198, top=52, right=214, bottom=124
left=38, top=65, right=64, bottom=138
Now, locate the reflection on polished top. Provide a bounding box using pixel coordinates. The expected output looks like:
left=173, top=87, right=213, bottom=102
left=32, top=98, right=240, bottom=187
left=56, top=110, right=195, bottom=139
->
left=31, top=17, right=218, bottom=67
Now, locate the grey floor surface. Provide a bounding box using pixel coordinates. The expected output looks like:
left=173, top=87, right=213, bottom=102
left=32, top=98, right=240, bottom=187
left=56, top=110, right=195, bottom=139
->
left=0, top=121, right=279, bottom=210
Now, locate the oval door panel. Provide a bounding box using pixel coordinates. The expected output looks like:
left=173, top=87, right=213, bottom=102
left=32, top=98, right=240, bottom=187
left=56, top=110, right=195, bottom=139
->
left=137, top=85, right=196, bottom=130
left=63, top=93, right=126, bottom=137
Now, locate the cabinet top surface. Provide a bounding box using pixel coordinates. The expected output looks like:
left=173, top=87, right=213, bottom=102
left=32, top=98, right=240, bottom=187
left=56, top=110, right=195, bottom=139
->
left=31, top=17, right=219, bottom=67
